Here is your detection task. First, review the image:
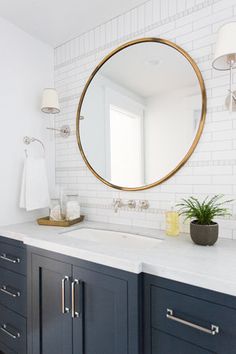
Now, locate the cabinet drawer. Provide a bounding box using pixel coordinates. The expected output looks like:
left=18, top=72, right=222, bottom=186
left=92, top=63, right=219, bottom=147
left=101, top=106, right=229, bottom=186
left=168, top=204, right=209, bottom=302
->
left=151, top=285, right=236, bottom=353
left=0, top=305, right=26, bottom=354
left=0, top=268, right=26, bottom=317
left=0, top=243, right=26, bottom=276
left=152, top=328, right=215, bottom=354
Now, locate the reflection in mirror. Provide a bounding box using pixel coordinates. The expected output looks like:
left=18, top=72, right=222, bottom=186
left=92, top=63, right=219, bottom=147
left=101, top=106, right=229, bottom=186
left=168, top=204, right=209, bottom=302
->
left=78, top=39, right=205, bottom=190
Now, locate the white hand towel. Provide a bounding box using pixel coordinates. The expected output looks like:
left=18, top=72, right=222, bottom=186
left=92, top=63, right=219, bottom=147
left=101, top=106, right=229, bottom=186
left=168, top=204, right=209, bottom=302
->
left=20, top=157, right=50, bottom=211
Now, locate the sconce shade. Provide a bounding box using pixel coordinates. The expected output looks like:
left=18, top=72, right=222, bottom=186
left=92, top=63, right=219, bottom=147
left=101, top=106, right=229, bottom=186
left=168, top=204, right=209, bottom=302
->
left=41, top=88, right=60, bottom=114
left=212, top=22, right=236, bottom=70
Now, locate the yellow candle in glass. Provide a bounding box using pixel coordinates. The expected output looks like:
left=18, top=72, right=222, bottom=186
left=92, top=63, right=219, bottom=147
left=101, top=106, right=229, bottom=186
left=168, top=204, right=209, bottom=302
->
left=165, top=210, right=180, bottom=236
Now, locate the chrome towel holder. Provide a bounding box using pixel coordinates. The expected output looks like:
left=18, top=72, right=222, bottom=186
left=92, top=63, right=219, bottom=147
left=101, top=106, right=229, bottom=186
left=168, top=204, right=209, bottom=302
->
left=23, top=136, right=45, bottom=157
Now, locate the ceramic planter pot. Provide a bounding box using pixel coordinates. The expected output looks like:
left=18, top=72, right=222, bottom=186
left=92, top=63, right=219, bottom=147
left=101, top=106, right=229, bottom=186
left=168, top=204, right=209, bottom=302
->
left=190, top=221, right=219, bottom=246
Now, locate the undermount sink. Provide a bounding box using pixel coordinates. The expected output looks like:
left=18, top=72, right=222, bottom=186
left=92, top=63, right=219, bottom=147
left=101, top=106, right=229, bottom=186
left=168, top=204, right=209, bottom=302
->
left=63, top=227, right=162, bottom=250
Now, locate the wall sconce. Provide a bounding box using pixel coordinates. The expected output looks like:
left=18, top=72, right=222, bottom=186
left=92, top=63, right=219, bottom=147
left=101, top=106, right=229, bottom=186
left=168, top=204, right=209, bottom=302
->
left=212, top=22, right=236, bottom=112
left=41, top=88, right=71, bottom=137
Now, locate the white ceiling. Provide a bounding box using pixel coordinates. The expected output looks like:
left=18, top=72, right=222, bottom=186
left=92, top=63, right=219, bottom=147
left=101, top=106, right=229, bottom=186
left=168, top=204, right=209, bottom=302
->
left=0, top=0, right=146, bottom=47
left=101, top=42, right=200, bottom=98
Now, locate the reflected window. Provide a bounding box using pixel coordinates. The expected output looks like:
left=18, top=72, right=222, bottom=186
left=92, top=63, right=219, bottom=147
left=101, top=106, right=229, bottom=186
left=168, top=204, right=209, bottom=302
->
left=109, top=105, right=144, bottom=187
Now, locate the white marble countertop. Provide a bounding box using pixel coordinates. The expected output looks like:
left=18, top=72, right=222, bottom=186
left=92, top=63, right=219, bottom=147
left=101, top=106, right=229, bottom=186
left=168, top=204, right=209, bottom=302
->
left=0, top=221, right=236, bottom=297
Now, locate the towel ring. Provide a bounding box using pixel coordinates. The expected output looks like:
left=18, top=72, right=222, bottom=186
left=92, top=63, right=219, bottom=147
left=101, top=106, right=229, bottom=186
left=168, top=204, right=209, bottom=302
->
left=23, top=136, right=45, bottom=157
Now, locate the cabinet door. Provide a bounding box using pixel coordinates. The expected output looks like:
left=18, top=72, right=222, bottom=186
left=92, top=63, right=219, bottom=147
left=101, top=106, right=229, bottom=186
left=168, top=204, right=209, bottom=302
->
left=31, top=254, right=72, bottom=354
left=152, top=329, right=216, bottom=354
left=72, top=266, right=128, bottom=354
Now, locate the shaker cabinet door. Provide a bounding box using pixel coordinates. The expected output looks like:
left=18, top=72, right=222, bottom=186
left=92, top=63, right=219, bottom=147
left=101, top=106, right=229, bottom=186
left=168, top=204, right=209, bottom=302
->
left=72, top=265, right=128, bottom=354
left=30, top=254, right=73, bottom=354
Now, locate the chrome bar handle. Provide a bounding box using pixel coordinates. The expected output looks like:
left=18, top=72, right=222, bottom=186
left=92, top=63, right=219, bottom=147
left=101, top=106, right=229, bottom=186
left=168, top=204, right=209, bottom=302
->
left=1, top=324, right=20, bottom=339
left=61, top=276, right=70, bottom=314
left=166, top=309, right=219, bottom=336
left=0, top=285, right=20, bottom=298
left=71, top=279, right=80, bottom=318
left=0, top=253, right=20, bottom=264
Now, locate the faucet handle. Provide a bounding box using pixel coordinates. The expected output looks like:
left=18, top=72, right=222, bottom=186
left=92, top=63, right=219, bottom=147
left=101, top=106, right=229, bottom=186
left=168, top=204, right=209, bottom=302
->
left=139, top=200, right=149, bottom=210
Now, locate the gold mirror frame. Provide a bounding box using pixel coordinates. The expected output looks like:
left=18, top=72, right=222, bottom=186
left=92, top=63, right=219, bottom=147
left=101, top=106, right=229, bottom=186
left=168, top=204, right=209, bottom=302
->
left=76, top=37, right=207, bottom=191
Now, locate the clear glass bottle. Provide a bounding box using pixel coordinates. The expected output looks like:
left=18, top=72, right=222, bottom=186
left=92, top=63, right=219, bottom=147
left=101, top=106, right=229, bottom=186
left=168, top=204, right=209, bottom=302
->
left=165, top=207, right=180, bottom=236
left=65, top=194, right=80, bottom=221
left=50, top=198, right=62, bottom=221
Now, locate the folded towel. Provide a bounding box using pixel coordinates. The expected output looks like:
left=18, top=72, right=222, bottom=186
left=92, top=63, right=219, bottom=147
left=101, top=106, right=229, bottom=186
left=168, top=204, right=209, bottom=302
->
left=20, top=157, right=50, bottom=211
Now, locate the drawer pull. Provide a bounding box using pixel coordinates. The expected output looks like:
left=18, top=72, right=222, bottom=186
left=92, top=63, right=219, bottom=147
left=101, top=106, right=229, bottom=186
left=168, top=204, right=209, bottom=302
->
left=61, top=276, right=70, bottom=314
left=0, top=253, right=20, bottom=264
left=166, top=309, right=220, bottom=336
left=0, top=285, right=21, bottom=298
left=0, top=324, right=20, bottom=339
left=71, top=279, right=80, bottom=318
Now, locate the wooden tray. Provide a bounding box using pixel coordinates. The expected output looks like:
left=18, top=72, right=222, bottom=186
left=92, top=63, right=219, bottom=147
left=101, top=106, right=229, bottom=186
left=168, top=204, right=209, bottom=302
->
left=37, top=215, right=85, bottom=227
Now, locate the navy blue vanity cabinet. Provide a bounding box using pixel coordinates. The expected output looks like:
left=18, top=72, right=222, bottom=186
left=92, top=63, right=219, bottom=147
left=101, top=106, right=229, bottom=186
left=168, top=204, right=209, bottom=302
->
left=0, top=236, right=27, bottom=354
left=28, top=247, right=142, bottom=354
left=143, top=274, right=236, bottom=354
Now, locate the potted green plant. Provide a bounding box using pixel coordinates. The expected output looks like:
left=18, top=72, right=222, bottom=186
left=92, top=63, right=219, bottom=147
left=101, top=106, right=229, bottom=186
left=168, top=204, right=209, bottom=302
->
left=176, top=195, right=232, bottom=246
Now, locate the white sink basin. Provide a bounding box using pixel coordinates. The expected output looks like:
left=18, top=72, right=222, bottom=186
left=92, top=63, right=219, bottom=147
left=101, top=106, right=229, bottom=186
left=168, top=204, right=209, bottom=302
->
left=63, top=228, right=162, bottom=250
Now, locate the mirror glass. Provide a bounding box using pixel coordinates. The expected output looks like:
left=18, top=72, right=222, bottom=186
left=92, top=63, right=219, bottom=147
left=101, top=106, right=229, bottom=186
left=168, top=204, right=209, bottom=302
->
left=78, top=39, right=205, bottom=190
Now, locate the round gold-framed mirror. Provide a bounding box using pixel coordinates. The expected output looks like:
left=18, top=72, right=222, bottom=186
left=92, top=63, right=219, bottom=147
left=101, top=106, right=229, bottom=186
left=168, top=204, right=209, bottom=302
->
left=76, top=38, right=207, bottom=191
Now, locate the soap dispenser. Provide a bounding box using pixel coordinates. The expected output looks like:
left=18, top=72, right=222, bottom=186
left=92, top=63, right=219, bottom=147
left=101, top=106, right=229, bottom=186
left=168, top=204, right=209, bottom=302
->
left=165, top=203, right=180, bottom=236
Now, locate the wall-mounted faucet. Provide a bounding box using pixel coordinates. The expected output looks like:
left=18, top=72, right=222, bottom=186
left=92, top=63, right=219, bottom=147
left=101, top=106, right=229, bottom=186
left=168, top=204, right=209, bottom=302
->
left=113, top=199, right=137, bottom=213
left=113, top=199, right=149, bottom=213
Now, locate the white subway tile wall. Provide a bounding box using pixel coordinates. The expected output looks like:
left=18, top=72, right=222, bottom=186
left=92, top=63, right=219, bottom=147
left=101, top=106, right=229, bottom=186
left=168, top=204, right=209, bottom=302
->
left=54, top=0, right=236, bottom=239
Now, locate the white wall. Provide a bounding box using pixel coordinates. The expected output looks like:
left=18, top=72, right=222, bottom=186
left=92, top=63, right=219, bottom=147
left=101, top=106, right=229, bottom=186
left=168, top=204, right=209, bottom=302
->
left=54, top=0, right=236, bottom=239
left=145, top=87, right=201, bottom=182
left=0, top=17, right=54, bottom=226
